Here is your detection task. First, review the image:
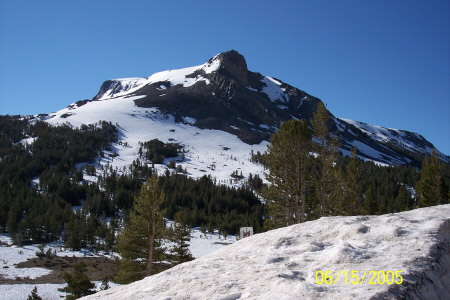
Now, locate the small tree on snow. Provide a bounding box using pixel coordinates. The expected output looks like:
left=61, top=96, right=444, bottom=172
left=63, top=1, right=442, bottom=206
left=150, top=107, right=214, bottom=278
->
left=27, top=286, right=42, bottom=300
left=58, top=262, right=95, bottom=300
left=171, top=215, right=193, bottom=264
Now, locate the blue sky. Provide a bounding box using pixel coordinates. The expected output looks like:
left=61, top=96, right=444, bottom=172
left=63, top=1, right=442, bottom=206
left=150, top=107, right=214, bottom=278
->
left=0, top=0, right=448, bottom=154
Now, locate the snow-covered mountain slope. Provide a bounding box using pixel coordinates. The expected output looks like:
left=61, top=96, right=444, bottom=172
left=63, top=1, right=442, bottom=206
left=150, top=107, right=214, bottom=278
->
left=82, top=205, right=450, bottom=300
left=340, top=118, right=432, bottom=153
left=336, top=118, right=447, bottom=165
left=94, top=56, right=221, bottom=101
left=45, top=95, right=267, bottom=184
left=38, top=50, right=448, bottom=169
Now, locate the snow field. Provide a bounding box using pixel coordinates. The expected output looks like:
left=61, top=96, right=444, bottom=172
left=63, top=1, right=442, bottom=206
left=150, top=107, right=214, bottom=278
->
left=46, top=95, right=268, bottom=186
left=96, top=55, right=221, bottom=101
left=188, top=228, right=236, bottom=258
left=0, top=281, right=119, bottom=300
left=261, top=76, right=287, bottom=102
left=82, top=205, right=450, bottom=300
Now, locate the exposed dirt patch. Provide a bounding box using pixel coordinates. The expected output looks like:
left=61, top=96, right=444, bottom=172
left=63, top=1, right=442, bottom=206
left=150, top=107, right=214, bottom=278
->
left=0, top=256, right=117, bottom=284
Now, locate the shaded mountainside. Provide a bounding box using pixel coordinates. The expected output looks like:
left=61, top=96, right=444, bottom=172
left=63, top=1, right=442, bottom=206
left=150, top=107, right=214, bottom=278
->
left=56, top=50, right=447, bottom=166
left=82, top=205, right=450, bottom=300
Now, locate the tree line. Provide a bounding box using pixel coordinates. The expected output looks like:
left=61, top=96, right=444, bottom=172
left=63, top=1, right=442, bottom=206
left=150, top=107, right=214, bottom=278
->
left=262, top=103, right=450, bottom=229
left=0, top=116, right=263, bottom=249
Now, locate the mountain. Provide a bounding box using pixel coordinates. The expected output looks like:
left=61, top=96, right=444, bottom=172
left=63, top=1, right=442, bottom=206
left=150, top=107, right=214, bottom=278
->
left=38, top=50, right=448, bottom=175
left=82, top=204, right=450, bottom=300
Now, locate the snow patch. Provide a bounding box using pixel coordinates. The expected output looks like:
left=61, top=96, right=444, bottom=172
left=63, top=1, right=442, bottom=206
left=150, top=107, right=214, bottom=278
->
left=188, top=228, right=236, bottom=258
left=182, top=116, right=196, bottom=125
left=261, top=76, right=287, bottom=102
left=202, top=56, right=221, bottom=74
left=350, top=140, right=384, bottom=159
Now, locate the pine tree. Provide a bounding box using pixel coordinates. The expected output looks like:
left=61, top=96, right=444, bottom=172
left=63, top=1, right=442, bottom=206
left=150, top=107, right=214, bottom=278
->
left=393, top=185, right=410, bottom=212
left=311, top=102, right=329, bottom=144
left=363, top=184, right=378, bottom=215
left=330, top=166, right=349, bottom=215
left=115, top=176, right=167, bottom=284
left=263, top=119, right=313, bottom=229
left=311, top=102, right=341, bottom=216
left=170, top=216, right=194, bottom=264
left=416, top=151, right=444, bottom=207
left=104, top=220, right=116, bottom=253
left=6, top=202, right=20, bottom=240
left=100, top=277, right=110, bottom=290
left=27, top=286, right=43, bottom=300
left=64, top=215, right=82, bottom=250
left=344, top=148, right=361, bottom=215
left=58, top=262, right=95, bottom=300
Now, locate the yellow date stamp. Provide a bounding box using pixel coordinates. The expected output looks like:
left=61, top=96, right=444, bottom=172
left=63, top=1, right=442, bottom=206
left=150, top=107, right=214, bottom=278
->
left=315, top=270, right=403, bottom=285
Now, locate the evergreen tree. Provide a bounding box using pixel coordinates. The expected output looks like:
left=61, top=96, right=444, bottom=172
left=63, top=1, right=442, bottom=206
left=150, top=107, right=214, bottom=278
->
left=263, top=120, right=313, bottom=229
left=170, top=215, right=194, bottom=264
left=362, top=184, right=378, bottom=215
left=100, top=277, right=110, bottom=290
left=6, top=202, right=20, bottom=239
left=27, top=286, right=43, bottom=300
left=311, top=102, right=329, bottom=144
left=416, top=151, right=445, bottom=207
left=330, top=166, right=350, bottom=216
left=344, top=148, right=361, bottom=215
left=103, top=220, right=116, bottom=253
left=58, top=262, right=95, bottom=300
left=393, top=185, right=410, bottom=212
left=311, top=102, right=342, bottom=216
left=64, top=215, right=82, bottom=250
left=115, top=176, right=167, bottom=284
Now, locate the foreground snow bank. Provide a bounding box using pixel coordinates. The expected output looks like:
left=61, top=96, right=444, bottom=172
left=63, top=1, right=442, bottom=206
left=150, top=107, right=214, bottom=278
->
left=82, top=205, right=450, bottom=300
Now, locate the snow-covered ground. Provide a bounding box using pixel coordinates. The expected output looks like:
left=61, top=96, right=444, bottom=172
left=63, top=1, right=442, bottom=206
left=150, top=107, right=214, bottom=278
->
left=0, top=282, right=116, bottom=300
left=0, top=234, right=116, bottom=299
left=0, top=237, right=51, bottom=280
left=188, top=227, right=236, bottom=258
left=0, top=228, right=235, bottom=300
left=82, top=205, right=450, bottom=300
left=45, top=95, right=268, bottom=187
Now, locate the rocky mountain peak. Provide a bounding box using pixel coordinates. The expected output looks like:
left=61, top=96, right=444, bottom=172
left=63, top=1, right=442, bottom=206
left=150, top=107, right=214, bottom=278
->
left=81, top=51, right=448, bottom=165
left=210, top=50, right=249, bottom=85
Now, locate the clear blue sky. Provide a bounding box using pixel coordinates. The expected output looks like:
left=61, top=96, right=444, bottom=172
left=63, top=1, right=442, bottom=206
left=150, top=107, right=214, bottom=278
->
left=1, top=0, right=449, bottom=154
